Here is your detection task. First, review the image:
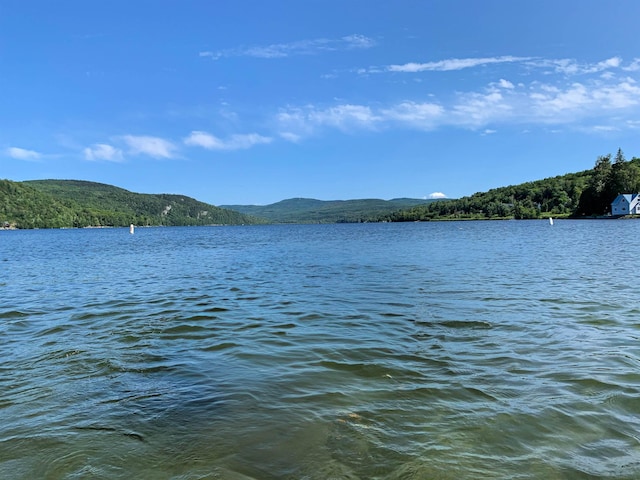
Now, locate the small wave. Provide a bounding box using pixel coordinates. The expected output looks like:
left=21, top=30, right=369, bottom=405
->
left=200, top=342, right=239, bottom=352
left=0, top=310, right=30, bottom=319
left=160, top=324, right=213, bottom=335
left=203, top=306, right=230, bottom=313
left=317, top=360, right=411, bottom=379
left=74, top=425, right=145, bottom=442
left=415, top=319, right=492, bottom=329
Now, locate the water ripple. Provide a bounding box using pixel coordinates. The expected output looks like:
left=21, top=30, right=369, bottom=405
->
left=3, top=222, right=640, bottom=478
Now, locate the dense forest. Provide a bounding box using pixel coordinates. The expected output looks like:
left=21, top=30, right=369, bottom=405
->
left=380, top=150, right=640, bottom=222
left=221, top=197, right=437, bottom=224
left=0, top=180, right=264, bottom=229
left=2, top=150, right=638, bottom=228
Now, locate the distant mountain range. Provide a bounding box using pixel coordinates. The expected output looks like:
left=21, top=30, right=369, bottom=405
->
left=220, top=197, right=439, bottom=224
left=5, top=151, right=633, bottom=229
left=0, top=179, right=439, bottom=229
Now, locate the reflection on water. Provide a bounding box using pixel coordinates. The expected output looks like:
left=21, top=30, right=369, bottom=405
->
left=2, top=221, right=640, bottom=479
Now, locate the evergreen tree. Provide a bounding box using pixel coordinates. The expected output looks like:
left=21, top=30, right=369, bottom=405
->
left=608, top=148, right=640, bottom=198
left=576, top=154, right=612, bottom=215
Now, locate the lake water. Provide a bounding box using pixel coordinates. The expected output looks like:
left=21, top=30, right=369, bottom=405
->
left=2, top=220, right=640, bottom=479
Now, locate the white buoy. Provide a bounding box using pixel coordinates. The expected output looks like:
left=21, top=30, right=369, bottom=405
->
left=130, top=224, right=135, bottom=234
left=549, top=217, right=554, bottom=226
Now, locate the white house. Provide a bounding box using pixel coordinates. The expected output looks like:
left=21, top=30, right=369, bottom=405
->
left=611, top=194, right=640, bottom=216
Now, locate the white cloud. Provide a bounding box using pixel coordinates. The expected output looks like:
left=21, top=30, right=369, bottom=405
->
left=381, top=101, right=444, bottom=129
left=342, top=34, right=376, bottom=49
left=199, top=51, right=218, bottom=59
left=497, top=79, right=515, bottom=89
left=528, top=56, right=625, bottom=76
left=83, top=143, right=124, bottom=162
left=591, top=56, right=621, bottom=72
left=276, top=104, right=381, bottom=139
left=383, top=55, right=635, bottom=80
left=451, top=91, right=512, bottom=128
left=590, top=125, right=617, bottom=132
left=226, top=133, right=272, bottom=149
left=387, top=56, right=527, bottom=73
left=5, top=146, right=41, bottom=160
left=277, top=108, right=313, bottom=136
left=277, top=67, right=640, bottom=139
left=122, top=135, right=177, bottom=159
left=279, top=131, right=302, bottom=143
left=184, top=131, right=224, bottom=149
left=74, top=56, right=639, bottom=157
left=308, top=104, right=380, bottom=130
left=623, top=58, right=640, bottom=72
left=529, top=79, right=640, bottom=120
left=184, top=131, right=271, bottom=150
left=428, top=192, right=448, bottom=199
left=591, top=80, right=640, bottom=108
left=202, top=34, right=375, bottom=60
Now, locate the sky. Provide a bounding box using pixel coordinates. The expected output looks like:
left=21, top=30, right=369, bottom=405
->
left=2, top=1, right=640, bottom=205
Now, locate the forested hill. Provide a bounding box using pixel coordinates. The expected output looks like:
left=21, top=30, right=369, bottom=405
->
left=3, top=151, right=637, bottom=228
left=0, top=179, right=264, bottom=229
left=221, top=197, right=437, bottom=224
left=380, top=151, right=640, bottom=221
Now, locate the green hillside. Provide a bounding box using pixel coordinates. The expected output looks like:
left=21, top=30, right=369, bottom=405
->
left=381, top=151, right=640, bottom=221
left=221, top=197, right=438, bottom=224
left=1, top=179, right=264, bottom=229
left=3, top=150, right=637, bottom=229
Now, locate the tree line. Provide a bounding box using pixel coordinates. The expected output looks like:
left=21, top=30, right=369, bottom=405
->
left=380, top=150, right=640, bottom=222
left=1, top=179, right=265, bottom=229
left=3, top=151, right=639, bottom=228
left=574, top=149, right=640, bottom=215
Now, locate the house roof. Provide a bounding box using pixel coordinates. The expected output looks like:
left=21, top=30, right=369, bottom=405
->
left=612, top=193, right=640, bottom=206
left=611, top=193, right=640, bottom=204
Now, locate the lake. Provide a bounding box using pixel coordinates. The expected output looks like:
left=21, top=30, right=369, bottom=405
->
left=1, top=220, right=640, bottom=479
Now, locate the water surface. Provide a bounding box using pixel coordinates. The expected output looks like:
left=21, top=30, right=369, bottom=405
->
left=2, top=221, right=640, bottom=479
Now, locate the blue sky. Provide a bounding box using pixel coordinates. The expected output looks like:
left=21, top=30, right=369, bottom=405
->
left=2, top=1, right=640, bottom=205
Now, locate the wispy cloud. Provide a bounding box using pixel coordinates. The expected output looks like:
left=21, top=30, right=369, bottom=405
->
left=121, top=135, right=177, bottom=159
left=623, top=58, right=640, bottom=72
left=277, top=104, right=381, bottom=138
left=383, top=55, right=640, bottom=78
left=529, top=79, right=640, bottom=121
left=387, top=56, right=528, bottom=73
left=84, top=143, right=124, bottom=162
left=381, top=102, right=444, bottom=129
left=308, top=104, right=380, bottom=130
left=184, top=131, right=272, bottom=150
left=529, top=56, right=627, bottom=75
left=62, top=55, right=640, bottom=161
left=5, top=146, right=41, bottom=161
left=275, top=70, right=640, bottom=137
left=200, top=34, right=375, bottom=60
left=451, top=91, right=513, bottom=128
left=342, top=34, right=376, bottom=49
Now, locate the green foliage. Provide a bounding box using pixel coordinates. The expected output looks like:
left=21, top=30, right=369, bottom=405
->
left=381, top=171, right=591, bottom=222
left=221, top=197, right=438, bottom=224
left=4, top=152, right=637, bottom=229
left=576, top=150, right=640, bottom=216
left=0, top=180, right=78, bottom=228
left=1, top=179, right=266, bottom=229
left=383, top=151, right=640, bottom=222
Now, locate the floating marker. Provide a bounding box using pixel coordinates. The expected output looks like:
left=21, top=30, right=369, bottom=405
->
left=549, top=217, right=553, bottom=226
left=130, top=224, right=135, bottom=234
